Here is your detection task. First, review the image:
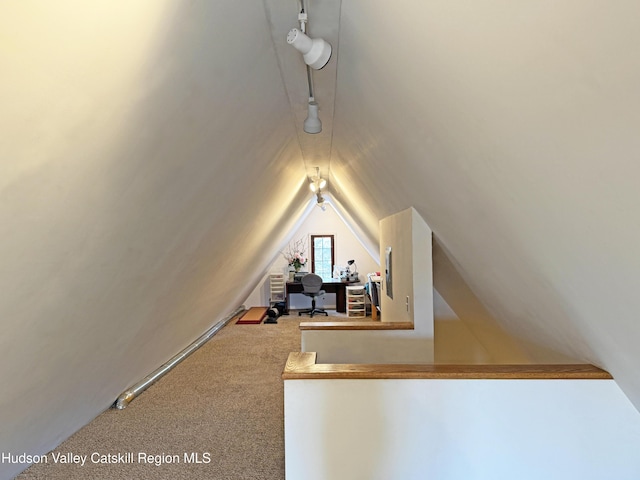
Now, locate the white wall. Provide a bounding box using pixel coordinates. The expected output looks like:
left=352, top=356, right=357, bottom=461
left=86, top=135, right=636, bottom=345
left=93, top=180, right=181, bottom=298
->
left=302, top=328, right=435, bottom=364
left=379, top=208, right=413, bottom=322
left=434, top=289, right=493, bottom=364
left=432, top=240, right=578, bottom=364
left=329, top=0, right=640, bottom=412
left=285, top=378, right=640, bottom=480
left=0, top=2, right=310, bottom=478
left=244, top=201, right=379, bottom=309
left=4, top=2, right=640, bottom=478
left=379, top=207, right=433, bottom=328
left=301, top=207, right=434, bottom=363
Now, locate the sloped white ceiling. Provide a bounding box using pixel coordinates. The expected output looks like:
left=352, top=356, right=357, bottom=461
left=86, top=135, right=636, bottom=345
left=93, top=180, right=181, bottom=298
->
left=263, top=0, right=341, bottom=181
left=0, top=0, right=311, bottom=472
left=329, top=0, right=640, bottom=411
left=2, top=0, right=640, bottom=472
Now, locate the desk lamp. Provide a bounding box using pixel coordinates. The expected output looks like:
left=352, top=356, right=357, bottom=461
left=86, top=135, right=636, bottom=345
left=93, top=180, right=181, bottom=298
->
left=346, top=259, right=359, bottom=282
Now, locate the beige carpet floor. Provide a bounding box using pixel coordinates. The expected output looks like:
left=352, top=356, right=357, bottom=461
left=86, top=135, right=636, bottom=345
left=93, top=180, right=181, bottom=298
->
left=16, top=313, right=310, bottom=480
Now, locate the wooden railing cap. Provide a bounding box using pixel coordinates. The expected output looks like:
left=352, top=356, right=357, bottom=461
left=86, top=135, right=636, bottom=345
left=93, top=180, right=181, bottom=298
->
left=299, top=321, right=414, bottom=331
left=282, top=352, right=613, bottom=380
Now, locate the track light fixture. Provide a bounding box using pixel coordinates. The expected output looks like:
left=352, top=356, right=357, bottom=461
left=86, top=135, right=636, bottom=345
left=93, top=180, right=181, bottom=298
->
left=309, top=167, right=327, bottom=193
left=288, top=2, right=330, bottom=134
left=287, top=28, right=332, bottom=70
left=304, top=100, right=322, bottom=134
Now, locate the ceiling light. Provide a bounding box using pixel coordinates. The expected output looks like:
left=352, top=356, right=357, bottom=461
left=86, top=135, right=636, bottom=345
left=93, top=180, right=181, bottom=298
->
left=309, top=178, right=326, bottom=192
left=309, top=168, right=327, bottom=193
left=289, top=4, right=328, bottom=135
left=287, top=28, right=332, bottom=70
left=304, top=101, right=322, bottom=134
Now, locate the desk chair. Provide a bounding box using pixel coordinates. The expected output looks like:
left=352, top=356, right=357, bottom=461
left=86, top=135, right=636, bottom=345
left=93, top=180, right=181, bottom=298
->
left=368, top=275, right=381, bottom=320
left=298, top=273, right=328, bottom=318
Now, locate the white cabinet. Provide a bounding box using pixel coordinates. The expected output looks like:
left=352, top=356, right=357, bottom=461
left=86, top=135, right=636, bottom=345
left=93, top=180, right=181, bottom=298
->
left=269, top=273, right=285, bottom=306
left=346, top=285, right=366, bottom=318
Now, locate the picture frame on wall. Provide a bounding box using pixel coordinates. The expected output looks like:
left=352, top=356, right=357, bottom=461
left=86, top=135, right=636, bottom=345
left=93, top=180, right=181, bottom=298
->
left=385, top=246, right=393, bottom=299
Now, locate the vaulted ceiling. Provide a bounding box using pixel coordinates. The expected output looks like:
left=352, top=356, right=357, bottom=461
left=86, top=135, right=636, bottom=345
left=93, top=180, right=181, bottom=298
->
left=274, top=0, right=640, bottom=409
left=1, top=1, right=640, bottom=472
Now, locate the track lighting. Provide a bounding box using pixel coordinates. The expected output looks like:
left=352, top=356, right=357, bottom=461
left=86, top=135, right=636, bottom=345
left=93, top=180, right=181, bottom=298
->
left=289, top=2, right=329, bottom=135
left=287, top=28, right=332, bottom=70
left=308, top=167, right=327, bottom=210
left=309, top=167, right=327, bottom=193
left=304, top=101, right=322, bottom=134
left=309, top=178, right=326, bottom=193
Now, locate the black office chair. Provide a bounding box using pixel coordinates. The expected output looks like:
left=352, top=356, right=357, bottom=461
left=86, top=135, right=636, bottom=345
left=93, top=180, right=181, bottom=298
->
left=298, top=273, right=328, bottom=318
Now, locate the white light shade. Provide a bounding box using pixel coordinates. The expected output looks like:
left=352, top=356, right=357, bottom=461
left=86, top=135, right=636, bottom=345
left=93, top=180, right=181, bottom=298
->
left=287, top=28, right=332, bottom=70
left=309, top=177, right=326, bottom=192
left=304, top=101, right=322, bottom=134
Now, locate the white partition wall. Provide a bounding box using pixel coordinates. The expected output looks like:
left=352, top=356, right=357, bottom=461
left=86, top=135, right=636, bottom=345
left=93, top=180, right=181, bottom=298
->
left=284, top=377, right=640, bottom=480
left=379, top=207, right=432, bottom=325
left=301, top=207, right=434, bottom=363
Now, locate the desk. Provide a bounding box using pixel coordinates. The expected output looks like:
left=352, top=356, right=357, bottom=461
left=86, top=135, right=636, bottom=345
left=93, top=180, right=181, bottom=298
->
left=286, top=279, right=355, bottom=313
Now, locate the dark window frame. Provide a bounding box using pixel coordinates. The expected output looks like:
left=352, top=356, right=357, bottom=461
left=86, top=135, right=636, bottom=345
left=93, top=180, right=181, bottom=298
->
left=310, top=234, right=335, bottom=279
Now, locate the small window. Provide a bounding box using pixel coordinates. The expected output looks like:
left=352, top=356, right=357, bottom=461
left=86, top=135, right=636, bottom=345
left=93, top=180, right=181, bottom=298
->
left=311, top=235, right=335, bottom=281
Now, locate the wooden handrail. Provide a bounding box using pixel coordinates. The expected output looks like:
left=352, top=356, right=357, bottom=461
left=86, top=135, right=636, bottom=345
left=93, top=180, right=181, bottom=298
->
left=282, top=352, right=613, bottom=380
left=299, top=321, right=413, bottom=330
